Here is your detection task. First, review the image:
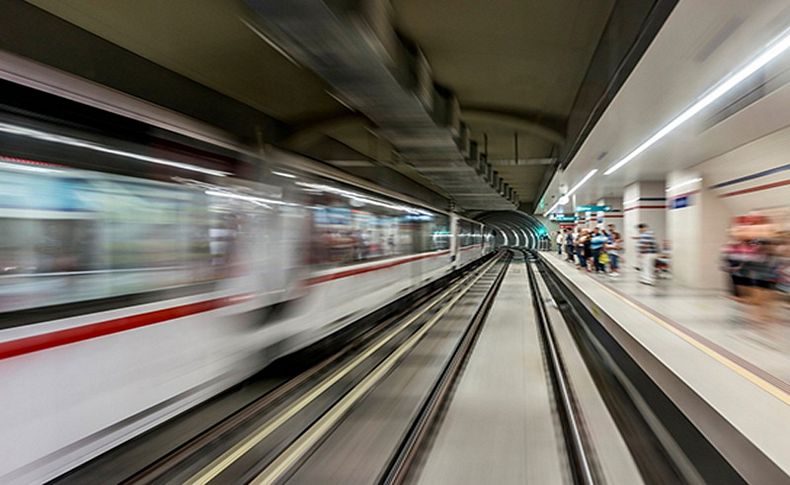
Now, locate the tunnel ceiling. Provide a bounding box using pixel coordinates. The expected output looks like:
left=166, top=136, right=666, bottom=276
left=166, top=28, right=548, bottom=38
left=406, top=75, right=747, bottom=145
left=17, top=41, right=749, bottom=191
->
left=21, top=0, right=658, bottom=212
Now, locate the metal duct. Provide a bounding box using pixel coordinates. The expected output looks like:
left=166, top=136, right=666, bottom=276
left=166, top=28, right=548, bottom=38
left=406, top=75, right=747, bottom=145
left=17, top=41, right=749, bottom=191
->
left=245, top=0, right=517, bottom=210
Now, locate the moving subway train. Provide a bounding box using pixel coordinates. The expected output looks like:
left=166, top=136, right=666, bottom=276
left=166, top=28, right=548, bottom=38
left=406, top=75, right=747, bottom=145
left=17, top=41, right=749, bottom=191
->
left=0, top=78, right=494, bottom=482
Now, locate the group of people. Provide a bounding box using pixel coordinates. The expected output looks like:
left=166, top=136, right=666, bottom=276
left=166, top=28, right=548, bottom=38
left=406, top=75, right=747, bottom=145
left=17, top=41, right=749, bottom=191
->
left=721, top=211, right=789, bottom=323
left=555, top=223, right=663, bottom=284
left=556, top=224, right=624, bottom=277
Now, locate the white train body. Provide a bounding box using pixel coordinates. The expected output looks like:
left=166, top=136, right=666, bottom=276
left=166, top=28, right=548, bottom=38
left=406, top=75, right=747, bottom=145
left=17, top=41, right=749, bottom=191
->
left=0, top=81, right=492, bottom=482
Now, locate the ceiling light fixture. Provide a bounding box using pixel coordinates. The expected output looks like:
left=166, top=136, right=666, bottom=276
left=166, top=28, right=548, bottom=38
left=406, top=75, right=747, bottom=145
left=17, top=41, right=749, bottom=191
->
left=604, top=29, right=790, bottom=176
left=665, top=177, right=702, bottom=192
left=0, top=121, right=229, bottom=177
left=543, top=169, right=598, bottom=216
left=272, top=170, right=297, bottom=178
left=241, top=18, right=302, bottom=69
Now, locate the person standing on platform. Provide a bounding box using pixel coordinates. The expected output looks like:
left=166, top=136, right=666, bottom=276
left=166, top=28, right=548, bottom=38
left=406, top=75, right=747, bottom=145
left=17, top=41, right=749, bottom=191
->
left=556, top=231, right=564, bottom=255
left=591, top=227, right=608, bottom=273
left=575, top=229, right=587, bottom=269
left=565, top=228, right=575, bottom=262
left=637, top=223, right=658, bottom=285
left=607, top=230, right=622, bottom=276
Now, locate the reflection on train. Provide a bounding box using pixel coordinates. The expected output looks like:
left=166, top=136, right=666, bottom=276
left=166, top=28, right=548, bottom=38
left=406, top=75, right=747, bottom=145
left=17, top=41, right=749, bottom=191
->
left=0, top=82, right=493, bottom=483
left=304, top=181, right=452, bottom=268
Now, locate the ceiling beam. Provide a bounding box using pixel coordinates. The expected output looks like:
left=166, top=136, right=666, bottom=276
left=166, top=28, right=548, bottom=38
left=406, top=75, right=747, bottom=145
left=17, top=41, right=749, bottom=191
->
left=461, top=108, right=565, bottom=144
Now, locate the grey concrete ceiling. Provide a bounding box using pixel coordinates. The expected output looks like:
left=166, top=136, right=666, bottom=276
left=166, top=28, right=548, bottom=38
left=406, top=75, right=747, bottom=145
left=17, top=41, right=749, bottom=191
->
left=393, top=0, right=615, bottom=119
left=393, top=0, right=615, bottom=200
left=24, top=0, right=343, bottom=124
left=24, top=0, right=618, bottom=208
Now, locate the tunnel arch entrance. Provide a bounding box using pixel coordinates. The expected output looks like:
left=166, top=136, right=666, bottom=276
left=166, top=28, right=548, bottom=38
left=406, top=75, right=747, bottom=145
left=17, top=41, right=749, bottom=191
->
left=472, top=211, right=548, bottom=249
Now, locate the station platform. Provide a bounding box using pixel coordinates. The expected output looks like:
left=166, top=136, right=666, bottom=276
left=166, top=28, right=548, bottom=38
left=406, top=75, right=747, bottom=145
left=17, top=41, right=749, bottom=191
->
left=544, top=252, right=789, bottom=382
left=540, top=252, right=790, bottom=482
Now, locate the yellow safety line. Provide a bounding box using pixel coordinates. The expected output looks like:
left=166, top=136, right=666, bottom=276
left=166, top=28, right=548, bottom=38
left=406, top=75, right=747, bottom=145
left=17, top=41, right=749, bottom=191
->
left=251, top=260, right=498, bottom=484
left=185, top=256, right=500, bottom=485
left=547, top=256, right=789, bottom=405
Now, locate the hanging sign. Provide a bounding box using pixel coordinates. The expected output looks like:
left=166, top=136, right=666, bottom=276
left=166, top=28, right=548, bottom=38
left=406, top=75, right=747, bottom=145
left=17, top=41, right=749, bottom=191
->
left=552, top=215, right=577, bottom=223
left=575, top=205, right=612, bottom=212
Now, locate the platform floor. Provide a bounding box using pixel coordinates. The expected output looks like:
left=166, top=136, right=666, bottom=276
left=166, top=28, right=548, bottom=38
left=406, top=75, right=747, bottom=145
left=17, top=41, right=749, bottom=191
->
left=416, top=261, right=568, bottom=484
left=541, top=251, right=790, bottom=480
left=544, top=252, right=790, bottom=386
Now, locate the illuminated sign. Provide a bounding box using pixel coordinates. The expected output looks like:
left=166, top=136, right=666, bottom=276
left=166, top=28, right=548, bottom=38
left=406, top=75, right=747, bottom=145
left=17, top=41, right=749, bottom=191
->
left=670, top=196, right=690, bottom=209
left=551, top=215, right=577, bottom=223
left=575, top=205, right=611, bottom=212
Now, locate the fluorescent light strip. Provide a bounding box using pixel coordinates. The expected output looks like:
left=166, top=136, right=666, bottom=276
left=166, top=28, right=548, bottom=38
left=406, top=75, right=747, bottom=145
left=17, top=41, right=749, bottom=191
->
left=666, top=177, right=702, bottom=192
left=272, top=170, right=297, bottom=179
left=205, top=189, right=297, bottom=207
left=0, top=121, right=229, bottom=177
left=544, top=169, right=598, bottom=215
left=241, top=18, right=302, bottom=69
left=296, top=181, right=432, bottom=215
left=325, top=90, right=355, bottom=111
left=605, top=29, right=790, bottom=176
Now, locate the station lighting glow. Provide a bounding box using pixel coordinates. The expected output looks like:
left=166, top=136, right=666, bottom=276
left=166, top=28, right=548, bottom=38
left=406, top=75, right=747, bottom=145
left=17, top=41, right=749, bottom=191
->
left=296, top=181, right=433, bottom=215
left=241, top=18, right=302, bottom=69
left=604, top=29, right=790, bottom=176
left=0, top=121, right=230, bottom=177
left=205, top=189, right=296, bottom=207
left=665, top=177, right=702, bottom=192
left=543, top=169, right=598, bottom=216
left=272, top=170, right=297, bottom=178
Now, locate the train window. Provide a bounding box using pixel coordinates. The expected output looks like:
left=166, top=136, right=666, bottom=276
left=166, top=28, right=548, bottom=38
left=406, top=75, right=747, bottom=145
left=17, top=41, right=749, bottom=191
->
left=302, top=181, right=448, bottom=269
left=458, top=220, right=473, bottom=247
left=0, top=159, right=242, bottom=314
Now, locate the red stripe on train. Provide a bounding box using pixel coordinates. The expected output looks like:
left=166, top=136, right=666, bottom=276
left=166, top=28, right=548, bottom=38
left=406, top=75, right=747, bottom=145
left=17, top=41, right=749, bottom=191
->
left=0, top=250, right=456, bottom=360
left=306, top=250, right=451, bottom=285
left=0, top=294, right=253, bottom=361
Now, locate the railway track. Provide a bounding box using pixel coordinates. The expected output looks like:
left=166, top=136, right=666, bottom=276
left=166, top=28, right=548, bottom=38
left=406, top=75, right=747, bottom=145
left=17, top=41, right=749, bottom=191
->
left=56, top=249, right=733, bottom=485
left=55, top=252, right=507, bottom=484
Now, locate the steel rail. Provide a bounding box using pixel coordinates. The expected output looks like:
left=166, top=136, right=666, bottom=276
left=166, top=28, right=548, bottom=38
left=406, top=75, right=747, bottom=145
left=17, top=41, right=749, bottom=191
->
left=246, top=252, right=505, bottom=485
left=117, top=256, right=496, bottom=484
left=185, top=254, right=502, bottom=485
left=524, top=250, right=596, bottom=485
left=378, top=250, right=512, bottom=485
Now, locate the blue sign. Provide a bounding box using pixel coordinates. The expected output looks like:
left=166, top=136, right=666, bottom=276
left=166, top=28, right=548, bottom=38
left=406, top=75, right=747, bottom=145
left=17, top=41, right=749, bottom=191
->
left=575, top=205, right=611, bottom=212
left=552, top=215, right=577, bottom=222
left=670, top=196, right=689, bottom=209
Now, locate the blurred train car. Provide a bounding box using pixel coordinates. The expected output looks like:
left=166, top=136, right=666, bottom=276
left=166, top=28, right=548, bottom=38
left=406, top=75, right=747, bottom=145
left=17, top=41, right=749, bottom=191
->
left=0, top=77, right=492, bottom=482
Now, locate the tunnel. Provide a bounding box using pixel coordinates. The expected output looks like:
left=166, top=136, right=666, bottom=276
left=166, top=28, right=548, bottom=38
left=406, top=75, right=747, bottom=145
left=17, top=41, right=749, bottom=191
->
left=473, top=210, right=549, bottom=249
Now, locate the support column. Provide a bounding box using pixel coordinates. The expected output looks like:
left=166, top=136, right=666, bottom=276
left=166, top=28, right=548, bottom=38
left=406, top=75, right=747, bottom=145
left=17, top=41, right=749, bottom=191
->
left=597, top=197, right=623, bottom=233
left=666, top=170, right=731, bottom=289
left=623, top=181, right=666, bottom=267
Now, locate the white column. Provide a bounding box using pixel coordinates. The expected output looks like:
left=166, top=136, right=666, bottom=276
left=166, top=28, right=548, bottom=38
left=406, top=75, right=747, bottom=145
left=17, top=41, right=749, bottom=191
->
left=623, top=181, right=666, bottom=268
left=597, top=197, right=622, bottom=233
left=666, top=170, right=731, bottom=289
